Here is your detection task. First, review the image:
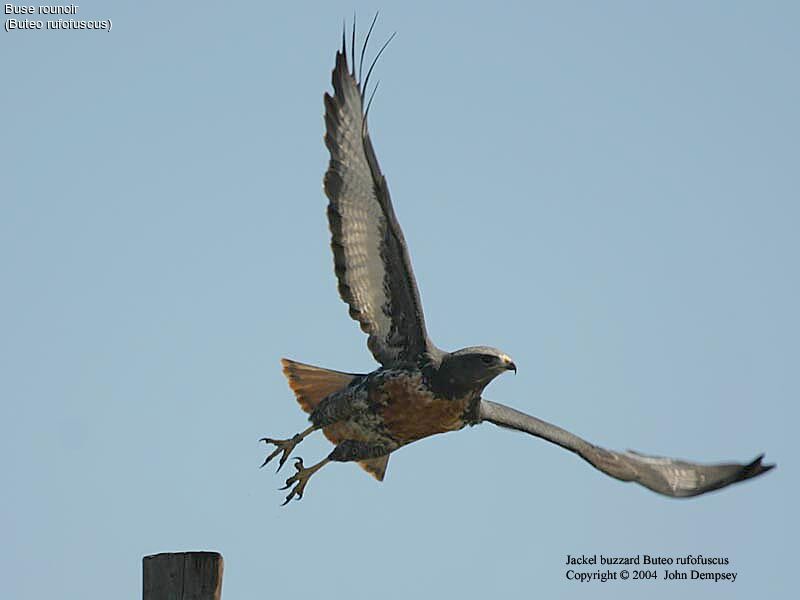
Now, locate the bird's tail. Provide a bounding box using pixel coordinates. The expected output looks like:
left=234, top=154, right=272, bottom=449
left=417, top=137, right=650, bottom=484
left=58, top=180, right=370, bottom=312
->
left=279, top=358, right=390, bottom=481
left=280, top=358, right=357, bottom=413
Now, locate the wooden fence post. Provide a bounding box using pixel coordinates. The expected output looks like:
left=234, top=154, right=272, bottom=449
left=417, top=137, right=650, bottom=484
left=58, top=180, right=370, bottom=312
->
left=143, top=551, right=223, bottom=600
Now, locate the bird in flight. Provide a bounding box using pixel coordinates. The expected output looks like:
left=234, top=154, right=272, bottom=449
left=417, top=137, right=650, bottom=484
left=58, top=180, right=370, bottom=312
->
left=261, top=20, right=774, bottom=505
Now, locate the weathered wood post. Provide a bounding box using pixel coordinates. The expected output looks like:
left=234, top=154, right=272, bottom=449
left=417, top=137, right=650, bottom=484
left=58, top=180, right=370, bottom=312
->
left=143, top=551, right=223, bottom=600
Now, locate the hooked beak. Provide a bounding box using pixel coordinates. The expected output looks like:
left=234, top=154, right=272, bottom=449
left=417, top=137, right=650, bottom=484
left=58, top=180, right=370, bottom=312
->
left=504, top=359, right=517, bottom=374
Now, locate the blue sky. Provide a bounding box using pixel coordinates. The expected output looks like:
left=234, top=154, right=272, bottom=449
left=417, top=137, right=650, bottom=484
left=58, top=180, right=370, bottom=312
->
left=2, top=2, right=797, bottom=598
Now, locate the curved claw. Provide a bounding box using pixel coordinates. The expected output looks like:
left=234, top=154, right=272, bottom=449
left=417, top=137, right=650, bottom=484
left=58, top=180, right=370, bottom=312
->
left=259, top=446, right=282, bottom=469
left=277, top=456, right=320, bottom=506
left=260, top=434, right=304, bottom=471
left=276, top=452, right=291, bottom=473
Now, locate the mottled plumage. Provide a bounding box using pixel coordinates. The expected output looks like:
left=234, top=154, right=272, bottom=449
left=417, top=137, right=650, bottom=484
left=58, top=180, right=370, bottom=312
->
left=260, top=20, right=774, bottom=505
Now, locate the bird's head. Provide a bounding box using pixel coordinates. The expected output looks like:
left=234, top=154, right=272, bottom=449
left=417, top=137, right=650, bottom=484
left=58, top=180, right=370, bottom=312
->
left=434, top=346, right=516, bottom=398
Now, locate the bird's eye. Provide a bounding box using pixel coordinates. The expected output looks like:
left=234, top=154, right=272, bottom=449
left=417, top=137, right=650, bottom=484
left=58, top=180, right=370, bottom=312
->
left=480, top=355, right=495, bottom=365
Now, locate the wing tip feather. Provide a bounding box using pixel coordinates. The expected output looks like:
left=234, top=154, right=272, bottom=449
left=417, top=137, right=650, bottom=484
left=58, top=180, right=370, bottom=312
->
left=742, top=453, right=775, bottom=479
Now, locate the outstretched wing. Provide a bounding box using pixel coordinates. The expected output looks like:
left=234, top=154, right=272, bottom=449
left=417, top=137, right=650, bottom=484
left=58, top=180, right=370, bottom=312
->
left=479, top=400, right=774, bottom=497
left=323, top=28, right=434, bottom=367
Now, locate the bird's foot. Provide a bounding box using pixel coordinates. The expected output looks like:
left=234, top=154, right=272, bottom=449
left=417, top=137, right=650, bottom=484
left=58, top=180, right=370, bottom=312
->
left=279, top=457, right=329, bottom=506
left=260, top=433, right=304, bottom=472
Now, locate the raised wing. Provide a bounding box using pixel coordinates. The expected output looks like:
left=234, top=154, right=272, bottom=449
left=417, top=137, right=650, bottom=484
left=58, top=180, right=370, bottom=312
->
left=323, top=27, right=434, bottom=367
left=479, top=399, right=774, bottom=497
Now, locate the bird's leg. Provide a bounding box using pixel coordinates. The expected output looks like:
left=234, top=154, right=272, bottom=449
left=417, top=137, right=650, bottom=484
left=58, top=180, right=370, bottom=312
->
left=328, top=439, right=389, bottom=462
left=280, top=457, right=331, bottom=505
left=280, top=440, right=389, bottom=505
left=260, top=425, right=317, bottom=472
